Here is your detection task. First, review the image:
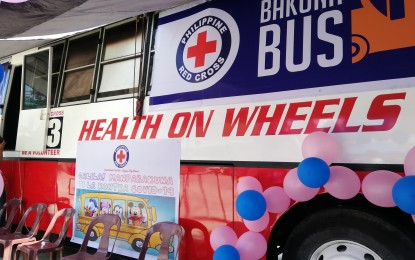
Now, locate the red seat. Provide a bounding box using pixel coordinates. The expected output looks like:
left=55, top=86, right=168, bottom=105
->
left=0, top=203, right=47, bottom=259
left=15, top=207, right=76, bottom=260
left=138, top=221, right=184, bottom=260
left=62, top=214, right=121, bottom=260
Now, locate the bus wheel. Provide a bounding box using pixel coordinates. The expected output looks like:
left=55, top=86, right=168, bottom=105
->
left=281, top=208, right=415, bottom=260
left=131, top=238, right=144, bottom=252
left=88, top=229, right=99, bottom=241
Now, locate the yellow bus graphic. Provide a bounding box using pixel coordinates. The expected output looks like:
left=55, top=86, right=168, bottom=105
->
left=76, top=192, right=161, bottom=252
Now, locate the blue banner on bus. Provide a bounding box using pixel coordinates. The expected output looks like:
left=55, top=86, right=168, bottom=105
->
left=150, top=0, right=415, bottom=110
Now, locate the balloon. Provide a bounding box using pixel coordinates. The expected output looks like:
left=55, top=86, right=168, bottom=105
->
left=404, top=146, right=415, bottom=176
left=302, top=131, right=339, bottom=165
left=237, top=176, right=263, bottom=194
left=236, top=190, right=266, bottom=221
left=210, top=225, right=238, bottom=250
left=298, top=157, right=330, bottom=188
left=324, top=166, right=360, bottom=200
left=283, top=168, right=319, bottom=202
left=263, top=186, right=290, bottom=213
left=236, top=231, right=267, bottom=260
left=243, top=211, right=269, bottom=232
left=392, top=176, right=415, bottom=214
left=412, top=215, right=415, bottom=224
left=362, top=170, right=401, bottom=207
left=213, top=245, right=240, bottom=260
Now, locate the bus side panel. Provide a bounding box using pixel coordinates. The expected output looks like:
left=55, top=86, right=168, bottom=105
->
left=22, top=161, right=58, bottom=231
left=179, top=165, right=234, bottom=260
left=56, top=161, right=76, bottom=237
left=2, top=159, right=24, bottom=201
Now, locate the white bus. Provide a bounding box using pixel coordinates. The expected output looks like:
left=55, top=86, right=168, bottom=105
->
left=1, top=0, right=415, bottom=259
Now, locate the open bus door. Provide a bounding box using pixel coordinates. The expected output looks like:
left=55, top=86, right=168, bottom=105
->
left=0, top=62, right=11, bottom=139
left=16, top=48, right=52, bottom=152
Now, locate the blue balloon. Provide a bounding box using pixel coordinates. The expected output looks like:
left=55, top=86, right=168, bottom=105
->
left=213, top=245, right=240, bottom=260
left=236, top=190, right=266, bottom=221
left=298, top=157, right=330, bottom=188
left=392, top=176, right=415, bottom=214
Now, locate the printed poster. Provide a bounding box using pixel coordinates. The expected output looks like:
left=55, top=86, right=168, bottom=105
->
left=72, top=139, right=181, bottom=259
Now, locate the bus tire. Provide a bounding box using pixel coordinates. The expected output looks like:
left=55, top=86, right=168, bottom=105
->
left=281, top=208, right=415, bottom=260
left=131, top=238, right=144, bottom=252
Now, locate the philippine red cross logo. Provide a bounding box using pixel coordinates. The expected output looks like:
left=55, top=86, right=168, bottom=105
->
left=176, top=9, right=239, bottom=84
left=113, top=145, right=129, bottom=168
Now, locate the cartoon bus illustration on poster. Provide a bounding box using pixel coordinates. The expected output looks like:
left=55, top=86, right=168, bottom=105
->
left=74, top=190, right=177, bottom=257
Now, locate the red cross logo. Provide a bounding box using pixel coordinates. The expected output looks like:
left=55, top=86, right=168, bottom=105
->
left=116, top=150, right=126, bottom=163
left=187, top=31, right=217, bottom=68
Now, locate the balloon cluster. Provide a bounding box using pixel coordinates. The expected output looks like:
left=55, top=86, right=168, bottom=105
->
left=211, top=176, right=289, bottom=259
left=210, top=226, right=267, bottom=260
left=358, top=146, right=415, bottom=220
left=293, top=132, right=415, bottom=221
left=236, top=177, right=290, bottom=232
left=284, top=131, right=360, bottom=201
left=392, top=147, right=415, bottom=217
left=210, top=132, right=415, bottom=259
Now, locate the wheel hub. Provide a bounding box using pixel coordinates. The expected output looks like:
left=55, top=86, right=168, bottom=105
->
left=310, top=240, right=383, bottom=260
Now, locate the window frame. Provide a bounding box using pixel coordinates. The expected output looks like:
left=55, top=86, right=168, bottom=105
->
left=47, top=13, right=158, bottom=107
left=94, top=16, right=146, bottom=103
left=58, top=29, right=102, bottom=107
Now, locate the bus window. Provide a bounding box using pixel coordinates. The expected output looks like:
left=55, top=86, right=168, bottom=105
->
left=23, top=51, right=49, bottom=110
left=127, top=200, right=147, bottom=227
left=51, top=43, right=64, bottom=107
left=61, top=32, right=99, bottom=104
left=84, top=197, right=99, bottom=218
left=113, top=199, right=126, bottom=223
left=99, top=198, right=112, bottom=214
left=97, top=19, right=144, bottom=101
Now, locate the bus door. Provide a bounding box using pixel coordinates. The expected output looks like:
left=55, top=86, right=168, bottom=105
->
left=16, top=48, right=52, bottom=151
left=1, top=63, right=21, bottom=151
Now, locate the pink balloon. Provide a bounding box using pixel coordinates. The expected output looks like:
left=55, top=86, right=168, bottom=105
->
left=324, top=166, right=360, bottom=200
left=302, top=131, right=339, bottom=165
left=210, top=225, right=238, bottom=250
left=263, top=186, right=290, bottom=213
left=412, top=215, right=415, bottom=223
left=362, top=170, right=401, bottom=207
left=404, top=146, right=415, bottom=176
left=283, top=168, right=319, bottom=202
left=243, top=211, right=269, bottom=232
left=236, top=231, right=267, bottom=260
left=237, top=176, right=263, bottom=194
